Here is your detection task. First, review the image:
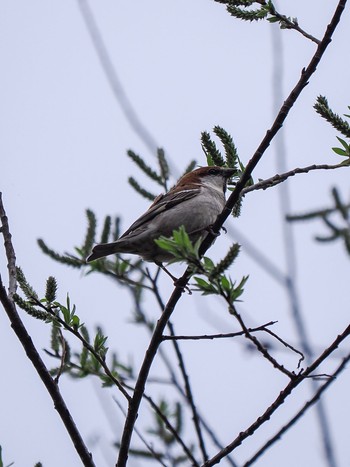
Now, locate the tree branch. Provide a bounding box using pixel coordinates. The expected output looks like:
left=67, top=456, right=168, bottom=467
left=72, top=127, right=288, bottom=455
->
left=162, top=321, right=277, bottom=341
left=0, top=192, right=17, bottom=296
left=241, top=161, right=349, bottom=196
left=203, top=322, right=350, bottom=466
left=243, top=352, right=350, bottom=466
left=116, top=1, right=347, bottom=465
left=0, top=195, right=95, bottom=467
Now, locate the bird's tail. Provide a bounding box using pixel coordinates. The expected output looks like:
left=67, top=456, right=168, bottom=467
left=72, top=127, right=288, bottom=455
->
left=87, top=242, right=119, bottom=262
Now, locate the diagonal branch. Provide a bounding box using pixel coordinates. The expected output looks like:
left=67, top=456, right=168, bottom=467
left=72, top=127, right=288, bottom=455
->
left=116, top=277, right=193, bottom=467
left=76, top=0, right=159, bottom=155
left=149, top=272, right=209, bottom=463
left=203, top=323, right=350, bottom=466
left=243, top=353, right=350, bottom=466
left=0, top=195, right=95, bottom=467
left=116, top=1, right=347, bottom=465
left=201, top=0, right=348, bottom=257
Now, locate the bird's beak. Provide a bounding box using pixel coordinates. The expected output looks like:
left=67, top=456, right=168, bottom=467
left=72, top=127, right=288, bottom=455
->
left=222, top=167, right=237, bottom=178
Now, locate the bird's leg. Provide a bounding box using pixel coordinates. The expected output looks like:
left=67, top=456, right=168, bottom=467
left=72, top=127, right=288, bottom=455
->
left=206, top=224, right=221, bottom=237
left=205, top=224, right=227, bottom=236
left=156, top=262, right=178, bottom=282
left=155, top=262, right=191, bottom=294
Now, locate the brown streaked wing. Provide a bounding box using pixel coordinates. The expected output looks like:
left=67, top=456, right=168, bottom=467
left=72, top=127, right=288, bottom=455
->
left=119, top=188, right=200, bottom=238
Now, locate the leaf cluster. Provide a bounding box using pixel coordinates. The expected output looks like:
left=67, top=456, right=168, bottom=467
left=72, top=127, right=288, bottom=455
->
left=14, top=268, right=55, bottom=322
left=194, top=254, right=248, bottom=304
left=314, top=96, right=350, bottom=140
left=156, top=227, right=248, bottom=303
left=215, top=0, right=298, bottom=28
left=127, top=148, right=196, bottom=198
left=37, top=210, right=147, bottom=293
left=50, top=323, right=132, bottom=387
left=201, top=126, right=253, bottom=190
left=314, top=96, right=350, bottom=161
left=154, top=226, right=203, bottom=266
left=13, top=267, right=133, bottom=386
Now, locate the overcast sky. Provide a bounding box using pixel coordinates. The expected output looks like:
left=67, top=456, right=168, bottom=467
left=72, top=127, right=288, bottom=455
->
left=1, top=2, right=350, bottom=466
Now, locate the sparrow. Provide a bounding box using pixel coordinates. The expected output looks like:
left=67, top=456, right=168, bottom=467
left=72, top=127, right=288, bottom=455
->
left=87, top=166, right=235, bottom=264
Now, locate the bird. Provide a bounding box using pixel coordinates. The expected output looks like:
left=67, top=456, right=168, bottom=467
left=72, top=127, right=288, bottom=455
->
left=87, top=166, right=235, bottom=265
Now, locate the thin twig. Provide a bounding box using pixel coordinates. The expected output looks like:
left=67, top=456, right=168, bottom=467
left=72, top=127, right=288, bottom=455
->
left=269, top=5, right=321, bottom=45
left=0, top=192, right=17, bottom=297
left=162, top=321, right=277, bottom=341
left=243, top=353, right=350, bottom=466
left=149, top=271, right=209, bottom=463
left=76, top=0, right=159, bottom=155
left=263, top=328, right=304, bottom=369
left=200, top=0, right=348, bottom=260
left=242, top=162, right=349, bottom=196
left=116, top=1, right=347, bottom=464
left=202, top=322, right=350, bottom=466
left=167, top=321, right=209, bottom=463
left=271, top=17, right=339, bottom=466
left=230, top=304, right=295, bottom=378
left=54, top=328, right=68, bottom=384
left=113, top=397, right=168, bottom=467
left=33, top=298, right=132, bottom=402
left=142, top=393, right=200, bottom=467
left=130, top=287, right=238, bottom=466
left=0, top=198, right=95, bottom=467
left=116, top=273, right=192, bottom=467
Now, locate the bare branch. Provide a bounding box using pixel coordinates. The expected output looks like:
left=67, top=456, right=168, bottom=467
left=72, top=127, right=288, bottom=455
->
left=203, top=322, right=350, bottom=466
left=162, top=321, right=277, bottom=341
left=113, top=397, right=169, bottom=467
left=116, top=1, right=348, bottom=464
left=242, top=161, right=349, bottom=196
left=148, top=270, right=209, bottom=463
left=268, top=4, right=321, bottom=45
left=0, top=207, right=95, bottom=467
left=243, top=353, right=350, bottom=466
left=0, top=192, right=17, bottom=297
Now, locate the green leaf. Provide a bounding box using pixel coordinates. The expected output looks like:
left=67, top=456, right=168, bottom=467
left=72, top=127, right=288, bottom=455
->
left=201, top=131, right=225, bottom=166
left=157, top=148, right=169, bottom=182
left=213, top=125, right=239, bottom=172
left=13, top=294, right=50, bottom=321
left=220, top=275, right=231, bottom=293
left=229, top=275, right=249, bottom=302
left=82, top=210, right=96, bottom=258
left=16, top=267, right=38, bottom=300
left=155, top=226, right=201, bottom=263
left=332, top=147, right=348, bottom=156
left=127, top=150, right=164, bottom=185
left=72, top=315, right=80, bottom=329
left=128, top=177, right=156, bottom=201
left=183, top=160, right=197, bottom=174
left=336, top=136, right=349, bottom=150
left=38, top=239, right=83, bottom=268
left=45, top=276, right=58, bottom=303
left=314, top=96, right=350, bottom=139
left=100, top=215, right=112, bottom=244
left=192, top=277, right=218, bottom=295
left=267, top=16, right=280, bottom=23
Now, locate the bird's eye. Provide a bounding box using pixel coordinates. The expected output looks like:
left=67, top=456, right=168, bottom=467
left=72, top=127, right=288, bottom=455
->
left=208, top=168, right=219, bottom=175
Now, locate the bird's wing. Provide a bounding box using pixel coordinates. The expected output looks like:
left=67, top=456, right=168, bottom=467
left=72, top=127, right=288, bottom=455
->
left=119, top=188, right=200, bottom=238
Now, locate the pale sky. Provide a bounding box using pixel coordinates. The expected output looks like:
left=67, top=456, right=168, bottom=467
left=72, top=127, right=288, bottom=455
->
left=1, top=2, right=350, bottom=466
